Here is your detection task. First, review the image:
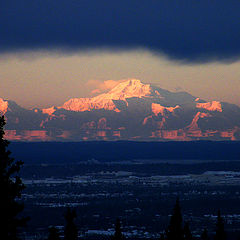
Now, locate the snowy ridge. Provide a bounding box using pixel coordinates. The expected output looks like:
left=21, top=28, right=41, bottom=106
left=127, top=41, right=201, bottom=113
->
left=152, top=103, right=180, bottom=116
left=61, top=98, right=120, bottom=112
left=60, top=79, right=159, bottom=113
left=0, top=98, right=8, bottom=115
left=1, top=79, right=240, bottom=141
left=196, top=101, right=222, bottom=112
left=42, top=106, right=57, bottom=115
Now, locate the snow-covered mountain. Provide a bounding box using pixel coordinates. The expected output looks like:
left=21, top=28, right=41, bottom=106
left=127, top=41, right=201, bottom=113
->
left=1, top=79, right=240, bottom=141
left=59, top=79, right=155, bottom=112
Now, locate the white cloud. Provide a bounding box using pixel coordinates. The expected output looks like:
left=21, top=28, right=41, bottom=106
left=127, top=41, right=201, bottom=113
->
left=86, top=79, right=125, bottom=95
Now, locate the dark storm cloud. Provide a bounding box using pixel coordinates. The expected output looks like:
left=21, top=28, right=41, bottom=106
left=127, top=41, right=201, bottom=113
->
left=1, top=0, right=240, bottom=62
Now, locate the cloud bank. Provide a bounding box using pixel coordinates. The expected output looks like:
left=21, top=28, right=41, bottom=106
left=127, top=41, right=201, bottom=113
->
left=86, top=79, right=125, bottom=95
left=1, top=0, right=240, bottom=62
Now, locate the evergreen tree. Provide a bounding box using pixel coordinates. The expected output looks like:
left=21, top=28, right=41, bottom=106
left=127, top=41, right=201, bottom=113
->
left=214, top=210, right=226, bottom=240
left=0, top=115, right=27, bottom=239
left=201, top=228, right=209, bottom=240
left=113, top=218, right=123, bottom=240
left=183, top=222, right=192, bottom=240
left=64, top=208, right=78, bottom=240
left=166, top=198, right=184, bottom=240
left=159, top=233, right=165, bottom=240
left=47, top=226, right=60, bottom=240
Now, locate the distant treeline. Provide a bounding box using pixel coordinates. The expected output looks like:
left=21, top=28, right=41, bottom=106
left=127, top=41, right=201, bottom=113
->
left=10, top=141, right=240, bottom=164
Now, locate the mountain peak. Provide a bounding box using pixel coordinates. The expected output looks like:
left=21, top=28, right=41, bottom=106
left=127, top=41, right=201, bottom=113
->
left=97, top=78, right=152, bottom=101
left=2, top=79, right=240, bottom=141
left=60, top=79, right=154, bottom=113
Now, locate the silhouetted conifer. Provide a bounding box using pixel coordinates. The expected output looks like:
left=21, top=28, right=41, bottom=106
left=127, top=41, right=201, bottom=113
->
left=113, top=218, right=123, bottom=240
left=183, top=222, right=192, bottom=240
left=0, top=116, right=27, bottom=239
left=166, top=198, right=184, bottom=240
left=214, top=210, right=226, bottom=240
left=47, top=226, right=60, bottom=240
left=64, top=208, right=78, bottom=240
left=160, top=233, right=165, bottom=240
left=201, top=228, right=209, bottom=240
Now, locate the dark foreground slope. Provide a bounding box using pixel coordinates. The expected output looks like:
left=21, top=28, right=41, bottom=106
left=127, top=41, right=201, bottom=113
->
left=10, top=141, right=240, bottom=239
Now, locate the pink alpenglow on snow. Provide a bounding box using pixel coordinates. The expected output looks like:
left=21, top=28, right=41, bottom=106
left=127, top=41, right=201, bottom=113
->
left=0, top=98, right=8, bottom=115
left=60, top=79, right=155, bottom=112
left=196, top=101, right=223, bottom=112
left=152, top=103, right=180, bottom=116
left=61, top=98, right=120, bottom=112
left=1, top=79, right=240, bottom=141
left=187, top=112, right=212, bottom=130
left=104, top=79, right=152, bottom=100
left=42, top=106, right=57, bottom=115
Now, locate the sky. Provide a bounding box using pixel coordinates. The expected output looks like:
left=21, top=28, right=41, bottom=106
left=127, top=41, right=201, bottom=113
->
left=1, top=0, right=240, bottom=109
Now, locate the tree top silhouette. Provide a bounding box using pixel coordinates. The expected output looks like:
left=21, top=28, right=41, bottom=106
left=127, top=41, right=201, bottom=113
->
left=0, top=115, right=27, bottom=239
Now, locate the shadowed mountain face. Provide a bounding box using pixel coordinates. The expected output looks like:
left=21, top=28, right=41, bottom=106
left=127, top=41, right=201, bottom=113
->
left=1, top=79, right=240, bottom=141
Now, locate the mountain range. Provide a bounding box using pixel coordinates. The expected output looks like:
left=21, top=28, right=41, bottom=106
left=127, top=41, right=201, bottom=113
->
left=1, top=79, right=240, bottom=141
